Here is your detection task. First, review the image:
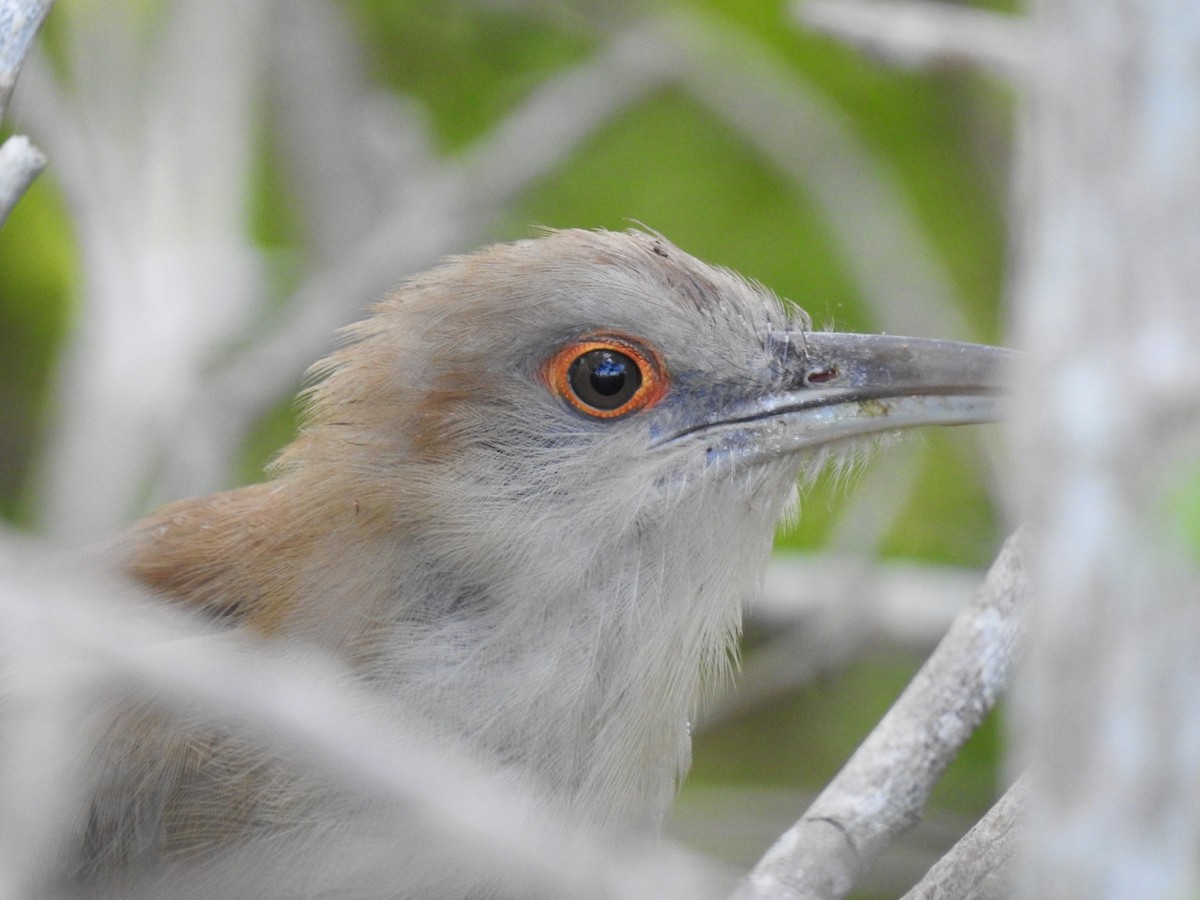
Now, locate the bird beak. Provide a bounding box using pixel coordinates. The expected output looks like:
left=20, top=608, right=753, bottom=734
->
left=655, top=332, right=1011, bottom=463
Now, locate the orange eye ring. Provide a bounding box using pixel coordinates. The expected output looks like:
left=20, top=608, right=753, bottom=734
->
left=542, top=336, right=669, bottom=420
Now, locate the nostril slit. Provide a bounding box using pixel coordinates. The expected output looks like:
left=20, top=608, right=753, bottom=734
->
left=803, top=365, right=838, bottom=386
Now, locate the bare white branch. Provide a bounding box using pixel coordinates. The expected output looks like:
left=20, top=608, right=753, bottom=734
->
left=0, top=132, right=43, bottom=225
left=0, top=555, right=723, bottom=899
left=0, top=0, right=51, bottom=119
left=674, top=784, right=991, bottom=898
left=794, top=0, right=1030, bottom=79
left=16, top=0, right=270, bottom=540
left=899, top=776, right=1024, bottom=900
left=730, top=532, right=1028, bottom=900
left=1010, top=0, right=1200, bottom=895
left=0, top=0, right=52, bottom=223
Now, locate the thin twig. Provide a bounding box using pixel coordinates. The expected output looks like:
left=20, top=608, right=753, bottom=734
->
left=0, top=133, right=43, bottom=226
left=795, top=0, right=1029, bottom=80
left=730, top=531, right=1028, bottom=900
left=900, top=776, right=1025, bottom=900
left=0, top=0, right=52, bottom=224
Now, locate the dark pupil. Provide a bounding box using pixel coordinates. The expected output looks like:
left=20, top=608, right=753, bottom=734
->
left=569, top=349, right=642, bottom=411
left=590, top=356, right=626, bottom=395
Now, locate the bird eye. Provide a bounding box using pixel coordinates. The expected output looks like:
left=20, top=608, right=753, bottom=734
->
left=543, top=337, right=668, bottom=419
left=570, top=349, right=641, bottom=410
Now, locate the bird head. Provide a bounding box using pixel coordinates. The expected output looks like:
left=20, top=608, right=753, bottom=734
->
left=127, top=228, right=1007, bottom=834
left=286, top=228, right=1000, bottom=555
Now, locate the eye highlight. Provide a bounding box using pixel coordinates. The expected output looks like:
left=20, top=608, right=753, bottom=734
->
left=544, top=337, right=668, bottom=419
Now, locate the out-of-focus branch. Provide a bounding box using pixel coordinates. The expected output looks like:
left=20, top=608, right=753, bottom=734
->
left=701, top=553, right=981, bottom=728
left=664, top=11, right=973, bottom=343
left=0, top=557, right=722, bottom=899
left=16, top=0, right=269, bottom=541
left=460, top=25, right=681, bottom=210
left=899, top=777, right=1024, bottom=900
left=822, top=441, right=925, bottom=557
left=266, top=1, right=437, bottom=264
left=0, top=0, right=52, bottom=225
left=1010, top=1, right=1200, bottom=894
left=756, top=554, right=982, bottom=644
left=730, top=532, right=1028, bottom=900
left=795, top=0, right=1029, bottom=79
left=0, top=0, right=51, bottom=118
left=158, top=17, right=682, bottom=503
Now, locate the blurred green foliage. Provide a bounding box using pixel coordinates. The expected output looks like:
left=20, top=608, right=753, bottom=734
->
left=0, top=175, right=75, bottom=523
left=1165, top=460, right=1200, bottom=562
left=0, top=0, right=1012, bottom=889
left=692, top=652, right=1001, bottom=815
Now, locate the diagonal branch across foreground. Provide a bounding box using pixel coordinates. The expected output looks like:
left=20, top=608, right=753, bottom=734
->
left=732, top=532, right=1029, bottom=900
